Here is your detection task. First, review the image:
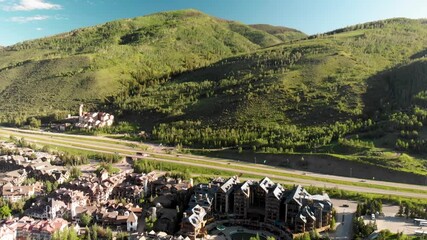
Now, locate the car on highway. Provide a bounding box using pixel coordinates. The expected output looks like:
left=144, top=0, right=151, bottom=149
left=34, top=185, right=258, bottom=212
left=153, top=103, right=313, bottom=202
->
left=136, top=152, right=150, bottom=157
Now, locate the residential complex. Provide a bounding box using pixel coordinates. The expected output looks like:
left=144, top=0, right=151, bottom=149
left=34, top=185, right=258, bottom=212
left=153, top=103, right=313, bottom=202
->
left=0, top=140, right=333, bottom=240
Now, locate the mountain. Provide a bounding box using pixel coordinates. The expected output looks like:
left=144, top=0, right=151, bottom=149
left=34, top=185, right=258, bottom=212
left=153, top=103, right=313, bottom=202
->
left=1, top=12, right=427, bottom=176
left=111, top=17, right=427, bottom=176
left=0, top=9, right=285, bottom=121
left=249, top=24, right=307, bottom=41
left=118, top=18, right=427, bottom=128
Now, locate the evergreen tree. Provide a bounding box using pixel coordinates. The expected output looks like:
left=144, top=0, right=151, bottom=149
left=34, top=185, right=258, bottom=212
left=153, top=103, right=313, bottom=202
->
left=0, top=205, right=11, bottom=219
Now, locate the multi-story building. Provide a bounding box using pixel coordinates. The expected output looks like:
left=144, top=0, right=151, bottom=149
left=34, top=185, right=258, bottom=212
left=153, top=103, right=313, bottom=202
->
left=75, top=104, right=114, bottom=129
left=188, top=176, right=332, bottom=236
left=1, top=182, right=38, bottom=203
left=13, top=217, right=68, bottom=240
left=180, top=205, right=207, bottom=240
left=62, top=171, right=127, bottom=204
left=188, top=183, right=215, bottom=214
left=214, top=176, right=239, bottom=214
left=233, top=181, right=251, bottom=218
left=265, top=183, right=285, bottom=224
left=0, top=219, right=17, bottom=240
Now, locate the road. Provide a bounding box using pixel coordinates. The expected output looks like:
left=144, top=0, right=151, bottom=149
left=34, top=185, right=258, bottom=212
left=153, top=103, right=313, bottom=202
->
left=328, top=199, right=357, bottom=239
left=0, top=127, right=426, bottom=199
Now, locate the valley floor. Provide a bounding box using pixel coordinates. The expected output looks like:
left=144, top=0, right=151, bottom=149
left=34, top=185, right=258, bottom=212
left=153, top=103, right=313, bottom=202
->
left=0, top=127, right=426, bottom=200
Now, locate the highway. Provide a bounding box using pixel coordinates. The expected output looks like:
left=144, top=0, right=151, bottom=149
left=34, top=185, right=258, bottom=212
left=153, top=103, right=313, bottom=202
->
left=0, top=127, right=426, bottom=199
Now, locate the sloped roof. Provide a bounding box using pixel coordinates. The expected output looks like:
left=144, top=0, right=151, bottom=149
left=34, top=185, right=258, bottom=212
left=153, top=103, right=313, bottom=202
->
left=284, top=185, right=311, bottom=205
left=302, top=205, right=316, bottom=221
left=297, top=213, right=306, bottom=223
left=183, top=204, right=206, bottom=227
left=259, top=177, right=274, bottom=193
left=3, top=182, right=13, bottom=188
left=220, top=176, right=239, bottom=193
left=127, top=212, right=138, bottom=223
left=268, top=183, right=285, bottom=200
left=238, top=181, right=251, bottom=197
left=312, top=192, right=332, bottom=211
left=312, top=192, right=331, bottom=202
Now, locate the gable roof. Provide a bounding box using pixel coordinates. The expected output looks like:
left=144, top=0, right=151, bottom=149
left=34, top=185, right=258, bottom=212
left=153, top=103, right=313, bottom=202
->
left=183, top=204, right=206, bottom=227
left=259, top=177, right=274, bottom=193
left=219, top=176, right=239, bottom=193
left=268, top=183, right=285, bottom=200
left=300, top=205, right=316, bottom=221
left=284, top=185, right=311, bottom=205
left=237, top=181, right=252, bottom=197
left=127, top=212, right=138, bottom=223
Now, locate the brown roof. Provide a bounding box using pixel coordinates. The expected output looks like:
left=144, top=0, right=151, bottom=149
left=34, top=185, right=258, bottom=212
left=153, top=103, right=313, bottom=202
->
left=130, top=207, right=142, bottom=213
left=116, top=216, right=128, bottom=221
left=2, top=184, right=34, bottom=196
left=127, top=212, right=137, bottom=223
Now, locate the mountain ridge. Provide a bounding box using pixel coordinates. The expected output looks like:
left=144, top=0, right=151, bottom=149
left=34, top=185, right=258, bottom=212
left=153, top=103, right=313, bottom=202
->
left=1, top=10, right=427, bottom=176
left=0, top=9, right=292, bottom=118
left=249, top=24, right=306, bottom=41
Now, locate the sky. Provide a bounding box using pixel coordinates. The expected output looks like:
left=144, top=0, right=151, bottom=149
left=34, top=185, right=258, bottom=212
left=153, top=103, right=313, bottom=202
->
left=0, top=0, right=427, bottom=46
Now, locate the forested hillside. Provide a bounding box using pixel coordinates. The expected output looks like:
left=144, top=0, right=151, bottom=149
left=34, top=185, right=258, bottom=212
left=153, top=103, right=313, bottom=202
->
left=0, top=9, right=289, bottom=124
left=249, top=24, right=307, bottom=41
left=110, top=18, right=427, bottom=175
left=1, top=12, right=427, bottom=176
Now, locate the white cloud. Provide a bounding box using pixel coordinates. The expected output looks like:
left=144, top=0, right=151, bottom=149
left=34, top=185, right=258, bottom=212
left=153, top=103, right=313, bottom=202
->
left=8, top=14, right=49, bottom=23
left=4, top=0, right=62, bottom=11
left=35, top=27, right=42, bottom=30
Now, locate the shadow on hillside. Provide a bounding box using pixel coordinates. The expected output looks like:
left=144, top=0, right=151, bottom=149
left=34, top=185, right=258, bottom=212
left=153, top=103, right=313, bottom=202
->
left=362, top=60, right=427, bottom=117
left=410, top=49, right=427, bottom=60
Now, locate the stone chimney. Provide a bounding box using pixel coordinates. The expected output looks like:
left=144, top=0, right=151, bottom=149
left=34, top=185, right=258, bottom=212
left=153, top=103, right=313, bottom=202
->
left=79, top=104, right=84, bottom=117
left=152, top=207, right=157, bottom=219
left=143, top=178, right=148, bottom=196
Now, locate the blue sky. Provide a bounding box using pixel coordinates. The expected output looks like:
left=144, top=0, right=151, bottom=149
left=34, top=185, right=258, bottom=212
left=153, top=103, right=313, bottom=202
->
left=0, top=0, right=427, bottom=46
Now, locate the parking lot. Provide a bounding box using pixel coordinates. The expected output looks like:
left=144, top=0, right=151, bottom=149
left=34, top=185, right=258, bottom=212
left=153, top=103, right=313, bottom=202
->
left=366, top=205, right=423, bottom=235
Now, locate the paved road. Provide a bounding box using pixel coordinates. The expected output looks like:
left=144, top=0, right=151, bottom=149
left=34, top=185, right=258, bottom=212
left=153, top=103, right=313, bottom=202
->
left=1, top=127, right=427, bottom=199
left=3, top=127, right=426, bottom=191
left=328, top=199, right=357, bottom=239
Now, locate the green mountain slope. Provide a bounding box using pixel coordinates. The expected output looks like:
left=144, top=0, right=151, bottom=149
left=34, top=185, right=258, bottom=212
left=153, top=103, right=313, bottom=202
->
left=2, top=12, right=427, bottom=177
left=250, top=24, right=307, bottom=41
left=110, top=18, right=427, bottom=176
left=118, top=18, right=427, bottom=127
left=0, top=9, right=283, bottom=121
left=227, top=22, right=283, bottom=47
